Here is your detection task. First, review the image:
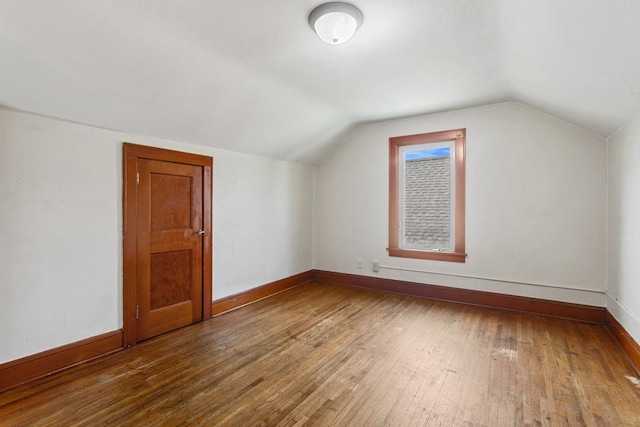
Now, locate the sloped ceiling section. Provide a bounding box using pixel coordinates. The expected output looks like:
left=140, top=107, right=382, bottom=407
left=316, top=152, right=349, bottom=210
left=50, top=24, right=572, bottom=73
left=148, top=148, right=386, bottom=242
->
left=1, top=0, right=639, bottom=164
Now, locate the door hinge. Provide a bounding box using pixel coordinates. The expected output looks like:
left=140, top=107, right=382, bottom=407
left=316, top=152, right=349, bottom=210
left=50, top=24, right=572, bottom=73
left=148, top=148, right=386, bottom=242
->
left=136, top=172, right=140, bottom=184
left=136, top=305, right=139, bottom=320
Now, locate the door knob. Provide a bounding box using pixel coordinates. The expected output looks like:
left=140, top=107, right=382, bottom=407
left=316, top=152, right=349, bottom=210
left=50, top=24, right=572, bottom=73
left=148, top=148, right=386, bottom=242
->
left=197, top=229, right=205, bottom=235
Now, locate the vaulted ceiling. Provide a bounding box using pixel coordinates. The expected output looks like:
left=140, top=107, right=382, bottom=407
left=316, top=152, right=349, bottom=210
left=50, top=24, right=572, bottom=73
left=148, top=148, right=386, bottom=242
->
left=1, top=1, right=639, bottom=164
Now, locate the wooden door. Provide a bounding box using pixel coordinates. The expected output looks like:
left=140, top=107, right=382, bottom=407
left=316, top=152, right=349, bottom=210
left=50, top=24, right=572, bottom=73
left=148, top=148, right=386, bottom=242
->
left=136, top=159, right=203, bottom=340
left=123, top=143, right=213, bottom=347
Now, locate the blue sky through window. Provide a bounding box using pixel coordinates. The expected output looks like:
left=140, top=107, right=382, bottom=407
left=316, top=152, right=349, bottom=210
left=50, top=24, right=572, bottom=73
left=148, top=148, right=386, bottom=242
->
left=404, top=147, right=450, bottom=160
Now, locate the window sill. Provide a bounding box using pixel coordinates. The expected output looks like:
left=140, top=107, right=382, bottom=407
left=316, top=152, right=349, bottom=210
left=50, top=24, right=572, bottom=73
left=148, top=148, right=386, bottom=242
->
left=388, top=248, right=467, bottom=263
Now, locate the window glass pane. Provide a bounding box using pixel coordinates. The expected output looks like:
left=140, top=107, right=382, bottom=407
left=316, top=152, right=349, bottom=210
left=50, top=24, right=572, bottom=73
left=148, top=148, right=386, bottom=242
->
left=402, top=144, right=453, bottom=251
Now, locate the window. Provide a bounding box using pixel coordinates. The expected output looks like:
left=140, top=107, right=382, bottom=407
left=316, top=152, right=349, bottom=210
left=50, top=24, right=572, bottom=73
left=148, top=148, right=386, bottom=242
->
left=389, top=129, right=466, bottom=262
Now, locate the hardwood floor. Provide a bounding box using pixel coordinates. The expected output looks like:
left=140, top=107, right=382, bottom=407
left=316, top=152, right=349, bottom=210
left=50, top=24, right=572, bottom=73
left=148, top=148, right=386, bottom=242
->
left=1, top=281, right=639, bottom=426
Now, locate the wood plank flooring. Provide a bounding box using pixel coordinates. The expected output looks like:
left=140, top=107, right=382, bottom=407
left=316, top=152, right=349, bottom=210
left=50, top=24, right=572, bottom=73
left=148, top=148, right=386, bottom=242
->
left=1, top=281, right=639, bottom=426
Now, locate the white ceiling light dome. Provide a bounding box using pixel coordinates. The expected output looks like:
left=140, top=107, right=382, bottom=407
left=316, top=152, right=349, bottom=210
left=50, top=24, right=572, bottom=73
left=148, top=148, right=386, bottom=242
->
left=309, top=2, right=363, bottom=45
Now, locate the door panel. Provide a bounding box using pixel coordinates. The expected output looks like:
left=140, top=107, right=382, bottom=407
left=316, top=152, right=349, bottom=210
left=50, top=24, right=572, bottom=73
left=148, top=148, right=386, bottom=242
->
left=136, top=159, right=203, bottom=341
left=150, top=250, right=192, bottom=310
left=150, top=173, right=193, bottom=230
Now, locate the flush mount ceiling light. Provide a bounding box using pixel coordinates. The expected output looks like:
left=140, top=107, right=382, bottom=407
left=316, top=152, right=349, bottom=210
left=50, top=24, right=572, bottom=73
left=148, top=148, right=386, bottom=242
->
left=309, top=2, right=363, bottom=45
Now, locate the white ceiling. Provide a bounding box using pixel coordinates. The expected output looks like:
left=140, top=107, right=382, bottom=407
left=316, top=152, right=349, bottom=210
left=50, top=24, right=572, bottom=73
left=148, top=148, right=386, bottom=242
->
left=1, top=1, right=639, bottom=164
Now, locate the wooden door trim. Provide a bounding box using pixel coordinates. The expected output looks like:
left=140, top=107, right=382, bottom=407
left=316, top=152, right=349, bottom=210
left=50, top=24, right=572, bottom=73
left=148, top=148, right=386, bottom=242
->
left=123, top=143, right=213, bottom=348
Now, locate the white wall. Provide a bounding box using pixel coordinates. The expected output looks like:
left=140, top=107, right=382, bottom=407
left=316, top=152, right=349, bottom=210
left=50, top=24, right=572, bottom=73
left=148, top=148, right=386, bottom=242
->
left=607, top=114, right=640, bottom=345
left=314, top=102, right=607, bottom=306
left=2, top=101, right=624, bottom=365
left=0, top=108, right=313, bottom=363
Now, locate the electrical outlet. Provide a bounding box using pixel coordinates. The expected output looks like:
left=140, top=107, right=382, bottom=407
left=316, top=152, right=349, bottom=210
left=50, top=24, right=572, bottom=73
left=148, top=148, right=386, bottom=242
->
left=372, top=260, right=380, bottom=273
left=356, top=258, right=363, bottom=269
